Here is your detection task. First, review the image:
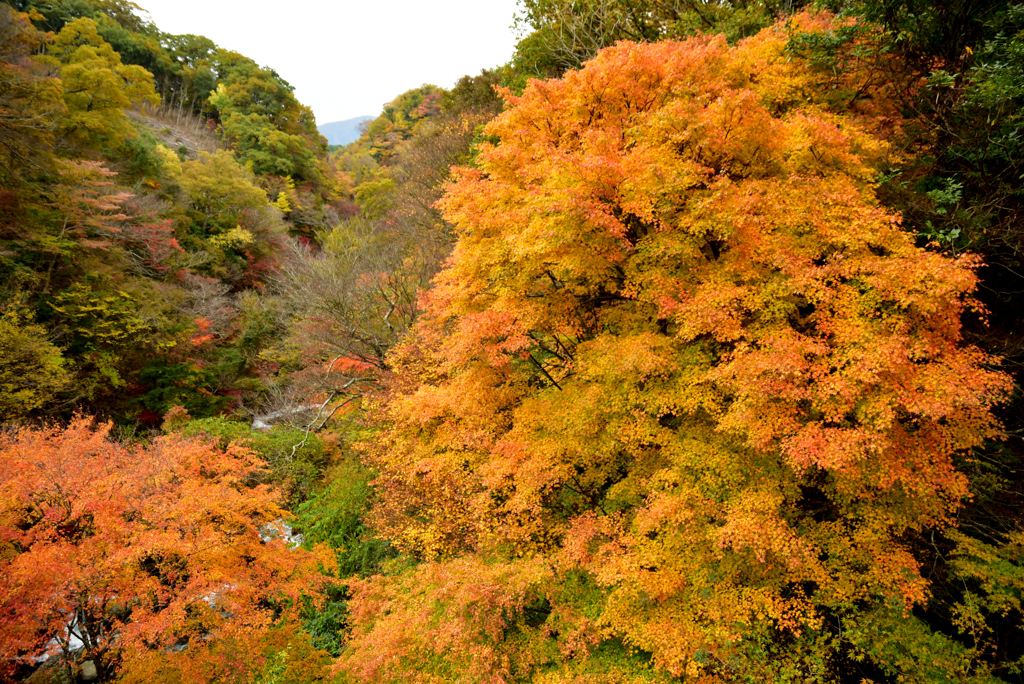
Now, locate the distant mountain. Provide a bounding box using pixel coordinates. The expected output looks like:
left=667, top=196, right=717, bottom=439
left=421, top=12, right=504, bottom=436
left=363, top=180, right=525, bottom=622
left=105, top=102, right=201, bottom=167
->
left=317, top=115, right=374, bottom=146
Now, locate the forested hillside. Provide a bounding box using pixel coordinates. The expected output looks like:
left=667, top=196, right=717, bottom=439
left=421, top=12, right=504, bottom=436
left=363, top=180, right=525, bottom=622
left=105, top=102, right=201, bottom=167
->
left=1, top=0, right=1023, bottom=682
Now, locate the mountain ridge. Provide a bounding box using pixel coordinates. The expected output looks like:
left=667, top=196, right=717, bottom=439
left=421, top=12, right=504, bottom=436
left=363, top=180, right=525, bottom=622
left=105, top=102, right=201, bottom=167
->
left=318, top=115, right=374, bottom=146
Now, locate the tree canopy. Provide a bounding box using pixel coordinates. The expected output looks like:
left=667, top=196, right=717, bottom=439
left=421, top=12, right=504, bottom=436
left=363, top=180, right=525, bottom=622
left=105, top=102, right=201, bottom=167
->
left=0, top=417, right=334, bottom=682
left=340, top=15, right=1013, bottom=683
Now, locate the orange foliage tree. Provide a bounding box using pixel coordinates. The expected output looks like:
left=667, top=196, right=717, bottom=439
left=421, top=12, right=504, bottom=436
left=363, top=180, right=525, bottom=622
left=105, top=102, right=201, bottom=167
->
left=341, top=14, right=1013, bottom=683
left=0, top=417, right=334, bottom=682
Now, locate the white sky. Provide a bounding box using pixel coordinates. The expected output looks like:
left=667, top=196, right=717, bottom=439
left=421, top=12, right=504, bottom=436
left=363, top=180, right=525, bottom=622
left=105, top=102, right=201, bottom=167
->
left=136, top=0, right=524, bottom=124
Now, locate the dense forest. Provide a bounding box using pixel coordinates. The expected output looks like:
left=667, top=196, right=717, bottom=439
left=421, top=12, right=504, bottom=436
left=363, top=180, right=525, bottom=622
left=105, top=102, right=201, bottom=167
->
left=1, top=0, right=1023, bottom=682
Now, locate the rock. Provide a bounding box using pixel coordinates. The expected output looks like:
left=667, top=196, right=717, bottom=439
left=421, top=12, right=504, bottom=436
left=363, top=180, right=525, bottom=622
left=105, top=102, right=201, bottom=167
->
left=260, top=519, right=305, bottom=547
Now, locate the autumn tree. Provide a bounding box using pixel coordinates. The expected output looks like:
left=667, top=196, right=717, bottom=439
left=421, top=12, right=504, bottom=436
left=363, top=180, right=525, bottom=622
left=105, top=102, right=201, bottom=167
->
left=340, top=14, right=1013, bottom=683
left=43, top=159, right=181, bottom=276
left=155, top=145, right=292, bottom=287
left=0, top=301, right=69, bottom=422
left=264, top=73, right=505, bottom=433
left=22, top=160, right=188, bottom=404
left=799, top=2, right=1024, bottom=675
left=159, top=147, right=268, bottom=234
left=277, top=219, right=420, bottom=374
left=513, top=0, right=798, bottom=78
left=0, top=5, right=64, bottom=179
left=361, top=85, right=444, bottom=163
left=40, top=16, right=158, bottom=146
left=0, top=417, right=334, bottom=682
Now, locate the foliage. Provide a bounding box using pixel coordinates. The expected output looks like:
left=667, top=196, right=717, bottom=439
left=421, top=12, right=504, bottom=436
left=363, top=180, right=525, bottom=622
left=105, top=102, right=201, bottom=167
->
left=40, top=17, right=159, bottom=146
left=209, top=52, right=317, bottom=138
left=295, top=455, right=395, bottom=578
left=113, top=131, right=164, bottom=180
left=0, top=0, right=335, bottom=431
left=512, top=0, right=802, bottom=79
left=942, top=528, right=1024, bottom=677
left=0, top=417, right=335, bottom=682
left=361, top=85, right=443, bottom=163
left=441, top=69, right=506, bottom=117
left=0, top=4, right=64, bottom=180
left=797, top=1, right=1024, bottom=260
left=5, top=0, right=154, bottom=35
left=48, top=281, right=151, bottom=396
left=5, top=0, right=1024, bottom=680
left=117, top=622, right=335, bottom=684
left=293, top=453, right=397, bottom=657
left=279, top=75, right=505, bottom=418
left=157, top=146, right=288, bottom=287
left=44, top=158, right=183, bottom=275
left=791, top=5, right=1024, bottom=675
left=341, top=16, right=1013, bottom=682
left=212, top=96, right=326, bottom=185
left=177, top=415, right=333, bottom=506
left=206, top=53, right=330, bottom=190
left=159, top=147, right=267, bottom=234
left=134, top=358, right=233, bottom=419
left=277, top=218, right=422, bottom=375
left=0, top=302, right=69, bottom=421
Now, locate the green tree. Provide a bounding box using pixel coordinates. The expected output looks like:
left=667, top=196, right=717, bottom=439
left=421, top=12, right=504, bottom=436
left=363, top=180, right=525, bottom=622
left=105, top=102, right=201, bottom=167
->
left=210, top=51, right=317, bottom=137
left=206, top=52, right=330, bottom=188
left=158, top=32, right=219, bottom=114
left=212, top=100, right=326, bottom=183
left=361, top=85, right=443, bottom=163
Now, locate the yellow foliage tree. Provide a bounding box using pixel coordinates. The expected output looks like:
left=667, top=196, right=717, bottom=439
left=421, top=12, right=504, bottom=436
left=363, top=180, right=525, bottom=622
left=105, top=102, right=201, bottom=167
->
left=41, top=17, right=159, bottom=146
left=0, top=6, right=65, bottom=178
left=340, top=14, right=1013, bottom=683
left=0, top=304, right=68, bottom=422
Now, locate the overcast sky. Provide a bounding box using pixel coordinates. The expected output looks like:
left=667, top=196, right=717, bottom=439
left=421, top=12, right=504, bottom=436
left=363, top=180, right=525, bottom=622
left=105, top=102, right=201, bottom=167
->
left=136, top=0, right=524, bottom=125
